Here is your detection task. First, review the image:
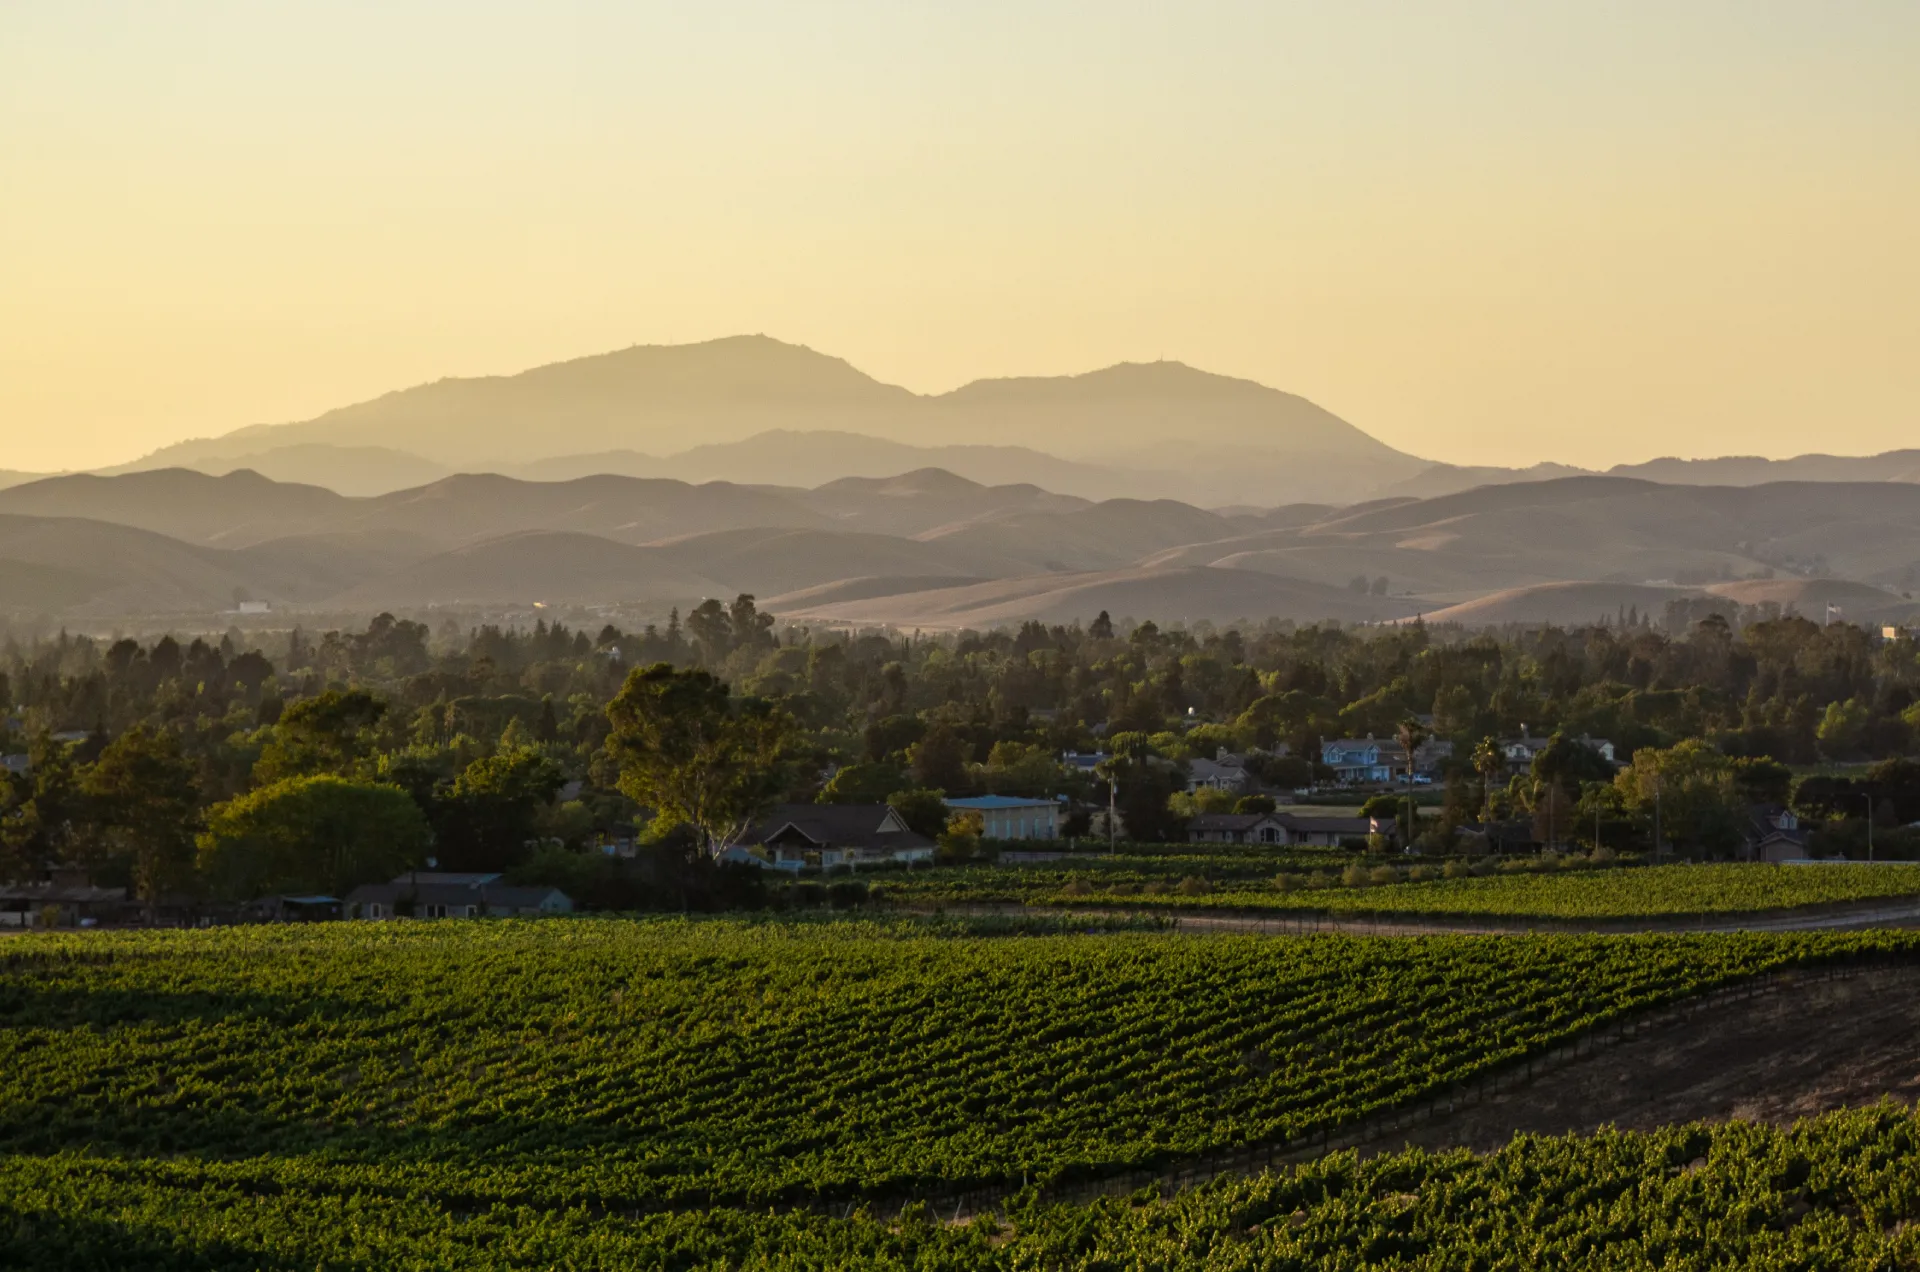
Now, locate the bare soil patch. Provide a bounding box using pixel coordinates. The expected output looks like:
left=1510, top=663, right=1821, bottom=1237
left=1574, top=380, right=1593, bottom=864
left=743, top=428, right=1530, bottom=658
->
left=1381, top=964, right=1920, bottom=1156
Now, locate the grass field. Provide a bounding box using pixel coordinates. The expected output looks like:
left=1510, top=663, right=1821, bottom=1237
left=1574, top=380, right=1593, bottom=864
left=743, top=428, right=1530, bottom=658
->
left=892, top=861, right=1920, bottom=921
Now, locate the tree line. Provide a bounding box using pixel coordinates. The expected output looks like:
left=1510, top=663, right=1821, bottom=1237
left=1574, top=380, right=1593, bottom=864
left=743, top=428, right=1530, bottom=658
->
left=3, top=603, right=1917, bottom=907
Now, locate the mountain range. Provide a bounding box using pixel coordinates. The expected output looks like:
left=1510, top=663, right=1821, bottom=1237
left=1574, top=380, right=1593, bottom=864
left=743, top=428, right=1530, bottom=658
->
left=2, top=466, right=1915, bottom=631
left=89, top=335, right=1917, bottom=506
left=108, top=335, right=1422, bottom=505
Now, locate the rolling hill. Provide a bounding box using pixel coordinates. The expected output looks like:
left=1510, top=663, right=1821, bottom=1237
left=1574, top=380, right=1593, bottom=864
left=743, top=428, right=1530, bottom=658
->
left=769, top=565, right=1418, bottom=629
left=111, top=335, right=1428, bottom=505
left=3, top=466, right=1916, bottom=628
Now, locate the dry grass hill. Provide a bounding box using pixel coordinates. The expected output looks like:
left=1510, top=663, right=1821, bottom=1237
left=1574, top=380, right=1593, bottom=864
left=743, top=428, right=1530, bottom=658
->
left=2, top=466, right=1916, bottom=628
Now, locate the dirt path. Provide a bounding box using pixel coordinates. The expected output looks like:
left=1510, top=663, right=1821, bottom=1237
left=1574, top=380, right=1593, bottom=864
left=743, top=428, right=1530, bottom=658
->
left=963, top=963, right=1920, bottom=1219
left=1380, top=963, right=1920, bottom=1156
left=977, top=897, right=1920, bottom=936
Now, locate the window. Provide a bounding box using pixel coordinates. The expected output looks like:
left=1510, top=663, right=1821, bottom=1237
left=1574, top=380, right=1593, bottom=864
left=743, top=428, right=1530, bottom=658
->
left=424, top=903, right=447, bottom=919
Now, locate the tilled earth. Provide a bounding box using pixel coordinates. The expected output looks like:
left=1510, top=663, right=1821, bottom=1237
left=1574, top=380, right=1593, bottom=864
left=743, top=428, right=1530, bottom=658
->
left=1382, top=965, right=1920, bottom=1155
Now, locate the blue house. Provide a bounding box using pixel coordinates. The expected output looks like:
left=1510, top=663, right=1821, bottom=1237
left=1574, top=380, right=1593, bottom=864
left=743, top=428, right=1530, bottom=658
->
left=1320, top=736, right=1407, bottom=785
left=943, top=795, right=1061, bottom=841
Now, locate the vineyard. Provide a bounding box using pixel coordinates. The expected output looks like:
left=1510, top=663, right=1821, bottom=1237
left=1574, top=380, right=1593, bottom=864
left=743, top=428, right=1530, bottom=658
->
left=5, top=1106, right=1919, bottom=1268
left=2, top=918, right=1917, bottom=1230
left=892, top=861, right=1920, bottom=921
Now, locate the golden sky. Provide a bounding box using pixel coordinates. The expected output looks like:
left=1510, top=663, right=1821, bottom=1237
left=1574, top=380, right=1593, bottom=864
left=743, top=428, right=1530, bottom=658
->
left=3, top=1, right=1917, bottom=472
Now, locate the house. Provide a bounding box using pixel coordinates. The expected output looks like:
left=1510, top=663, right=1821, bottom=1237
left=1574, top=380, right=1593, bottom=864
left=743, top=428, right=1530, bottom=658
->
left=944, top=795, right=1061, bottom=841
left=1281, top=814, right=1385, bottom=847
left=1187, top=750, right=1254, bottom=795
left=1061, top=750, right=1109, bottom=775
left=1500, top=727, right=1616, bottom=776
left=0, top=871, right=131, bottom=928
left=345, top=872, right=574, bottom=919
left=1186, top=811, right=1381, bottom=847
left=255, top=895, right=342, bottom=922
left=1411, top=739, right=1454, bottom=777
left=730, top=804, right=936, bottom=870
left=1187, top=812, right=1291, bottom=845
left=1320, top=737, right=1408, bottom=785
left=0, top=754, right=28, bottom=778
left=1741, top=806, right=1811, bottom=864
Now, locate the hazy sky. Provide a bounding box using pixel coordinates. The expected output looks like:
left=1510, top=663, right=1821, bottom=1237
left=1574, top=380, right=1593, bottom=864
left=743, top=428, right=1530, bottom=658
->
left=3, top=1, right=1917, bottom=472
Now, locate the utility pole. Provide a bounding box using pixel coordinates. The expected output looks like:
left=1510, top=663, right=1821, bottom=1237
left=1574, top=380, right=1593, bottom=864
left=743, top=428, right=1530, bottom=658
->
left=1107, top=775, right=1117, bottom=854
left=1866, top=793, right=1876, bottom=862
left=1653, top=780, right=1662, bottom=864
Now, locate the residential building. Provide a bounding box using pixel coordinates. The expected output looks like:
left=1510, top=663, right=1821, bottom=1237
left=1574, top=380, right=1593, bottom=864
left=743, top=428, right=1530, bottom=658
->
left=730, top=804, right=936, bottom=870
left=1187, top=812, right=1290, bottom=845
left=944, top=794, right=1061, bottom=840
left=1741, top=806, right=1811, bottom=864
left=1, top=754, right=28, bottom=778
left=1499, top=727, right=1616, bottom=776
left=1061, top=750, right=1109, bottom=775
left=1186, top=750, right=1253, bottom=794
left=1411, top=739, right=1454, bottom=776
left=345, top=872, right=574, bottom=920
left=0, top=873, right=130, bottom=928
left=1186, top=811, right=1382, bottom=847
left=1320, top=736, right=1408, bottom=785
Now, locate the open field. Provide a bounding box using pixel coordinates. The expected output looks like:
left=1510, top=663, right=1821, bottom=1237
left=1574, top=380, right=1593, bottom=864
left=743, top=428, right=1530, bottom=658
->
left=893, top=861, right=1920, bottom=922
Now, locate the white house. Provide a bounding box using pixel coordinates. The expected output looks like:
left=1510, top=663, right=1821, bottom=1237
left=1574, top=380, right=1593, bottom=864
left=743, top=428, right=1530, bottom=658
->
left=731, top=804, right=936, bottom=870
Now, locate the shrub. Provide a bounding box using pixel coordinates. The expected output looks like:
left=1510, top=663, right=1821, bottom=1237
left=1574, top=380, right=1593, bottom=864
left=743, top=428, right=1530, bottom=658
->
left=1341, top=864, right=1370, bottom=888
left=827, top=880, right=869, bottom=909
left=1369, top=865, right=1401, bottom=886
left=1177, top=875, right=1213, bottom=896
left=1407, top=864, right=1439, bottom=883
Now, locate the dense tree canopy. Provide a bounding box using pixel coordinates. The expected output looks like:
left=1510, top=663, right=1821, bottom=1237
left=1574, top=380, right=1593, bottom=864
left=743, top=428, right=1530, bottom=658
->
left=198, top=775, right=430, bottom=900
left=0, top=601, right=1915, bottom=900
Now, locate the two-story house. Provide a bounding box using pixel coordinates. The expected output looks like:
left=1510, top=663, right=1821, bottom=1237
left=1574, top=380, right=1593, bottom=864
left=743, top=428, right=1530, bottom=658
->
left=1320, top=736, right=1408, bottom=785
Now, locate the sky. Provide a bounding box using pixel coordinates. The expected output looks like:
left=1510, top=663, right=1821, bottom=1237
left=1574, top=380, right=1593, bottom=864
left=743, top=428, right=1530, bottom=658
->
left=2, top=1, right=1917, bottom=472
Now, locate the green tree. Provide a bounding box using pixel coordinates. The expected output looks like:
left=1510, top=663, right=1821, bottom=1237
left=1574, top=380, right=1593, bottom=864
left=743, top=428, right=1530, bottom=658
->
left=435, top=747, right=565, bottom=872
left=0, top=732, right=87, bottom=879
left=1612, top=739, right=1747, bottom=857
left=198, top=775, right=429, bottom=899
left=79, top=726, right=200, bottom=902
left=908, top=725, right=971, bottom=793
left=886, top=788, right=950, bottom=838
left=603, top=663, right=795, bottom=857
left=1471, top=737, right=1503, bottom=822
left=253, top=689, right=388, bottom=784
left=983, top=741, right=1061, bottom=796
left=818, top=760, right=910, bottom=804
left=1816, top=697, right=1871, bottom=760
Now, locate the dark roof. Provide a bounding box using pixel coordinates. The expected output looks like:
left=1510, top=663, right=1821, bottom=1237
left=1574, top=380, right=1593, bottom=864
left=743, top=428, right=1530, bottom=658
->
left=0, top=882, right=128, bottom=905
left=1277, top=814, right=1374, bottom=836
left=1188, top=813, right=1272, bottom=832
left=747, top=804, right=934, bottom=853
left=388, top=872, right=503, bottom=887
left=345, top=881, right=569, bottom=909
